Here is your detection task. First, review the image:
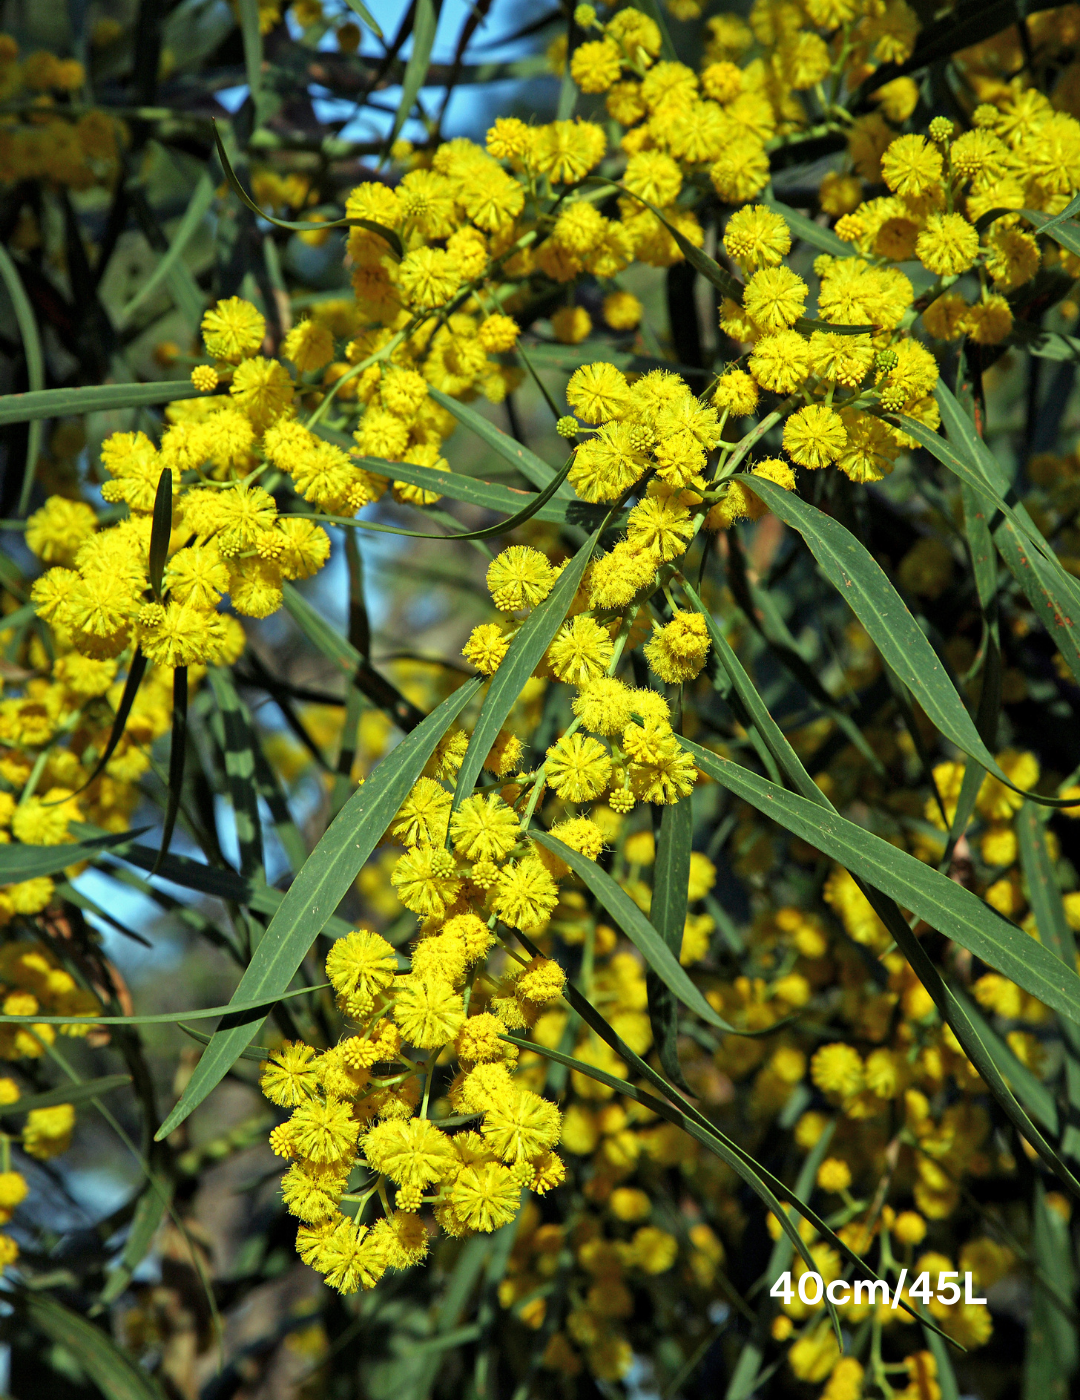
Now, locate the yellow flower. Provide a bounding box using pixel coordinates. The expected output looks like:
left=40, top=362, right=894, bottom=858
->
left=201, top=296, right=266, bottom=362
left=782, top=404, right=847, bottom=469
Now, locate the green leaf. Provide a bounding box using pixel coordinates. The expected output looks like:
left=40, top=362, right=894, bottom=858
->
left=426, top=387, right=573, bottom=496
left=68, top=650, right=148, bottom=800
left=1024, top=1181, right=1079, bottom=1399
left=585, top=176, right=744, bottom=303
left=0, top=828, right=148, bottom=882
left=648, top=794, right=695, bottom=1091
left=682, top=740, right=1080, bottom=1029
left=0, top=983, right=326, bottom=1027
left=388, top=0, right=438, bottom=150
left=178, top=1023, right=269, bottom=1060
left=293, top=455, right=576, bottom=542
left=952, top=988, right=1059, bottom=1135
left=314, top=424, right=613, bottom=529
left=0, top=1074, right=131, bottom=1115
left=994, top=518, right=1080, bottom=688
left=210, top=122, right=403, bottom=254
left=0, top=244, right=45, bottom=515
left=745, top=475, right=1004, bottom=779
left=505, top=1003, right=936, bottom=1344
left=682, top=583, right=1076, bottom=1186
left=343, top=0, right=383, bottom=38
left=922, top=381, right=1080, bottom=624
left=1024, top=197, right=1080, bottom=258
left=99, top=1177, right=173, bottom=1307
left=450, top=533, right=598, bottom=812
left=148, top=469, right=173, bottom=601
left=154, top=676, right=481, bottom=1140
left=236, top=0, right=267, bottom=126
left=208, top=667, right=264, bottom=880
left=1014, top=330, right=1080, bottom=362
left=0, top=380, right=203, bottom=427
left=282, top=582, right=426, bottom=732
left=532, top=832, right=732, bottom=1031
left=682, top=579, right=822, bottom=807
left=765, top=199, right=854, bottom=258
left=115, top=172, right=215, bottom=329
left=23, top=1292, right=168, bottom=1400
left=152, top=666, right=188, bottom=875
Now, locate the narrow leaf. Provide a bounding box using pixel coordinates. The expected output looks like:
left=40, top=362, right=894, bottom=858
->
left=427, top=387, right=573, bottom=495
left=648, top=794, right=695, bottom=1091
left=293, top=456, right=576, bottom=542
left=208, top=666, right=264, bottom=880
left=0, top=244, right=45, bottom=515
left=682, top=740, right=1080, bottom=1029
left=152, top=666, right=188, bottom=875
left=0, top=380, right=202, bottom=427
left=745, top=475, right=1003, bottom=778
left=147, top=469, right=173, bottom=601
left=211, top=122, right=403, bottom=254
left=0, top=828, right=149, bottom=882
left=995, top=518, right=1080, bottom=688
left=388, top=0, right=438, bottom=149
left=765, top=199, right=854, bottom=258
left=236, top=0, right=267, bottom=125
left=343, top=0, right=383, bottom=37
left=1024, top=198, right=1080, bottom=258
left=154, top=677, right=481, bottom=1139
left=24, top=1292, right=167, bottom=1400
left=0, top=1074, right=131, bottom=1115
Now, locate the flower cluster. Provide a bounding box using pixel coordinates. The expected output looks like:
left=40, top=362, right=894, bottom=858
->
left=0, top=34, right=123, bottom=190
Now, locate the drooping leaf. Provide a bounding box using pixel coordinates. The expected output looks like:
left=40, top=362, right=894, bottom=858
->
left=282, top=582, right=426, bottom=732
left=343, top=0, right=383, bottom=37
left=388, top=0, right=438, bottom=150
left=155, top=677, right=481, bottom=1139
left=99, top=1177, right=174, bottom=1307
left=531, top=832, right=731, bottom=1032
left=0, top=1074, right=132, bottom=1115
left=0, top=380, right=203, bottom=426
left=208, top=666, right=264, bottom=880
left=147, top=469, right=173, bottom=602
left=0, top=244, right=45, bottom=515
left=1024, top=1181, right=1079, bottom=1399
left=745, top=475, right=1007, bottom=778
left=682, top=582, right=1079, bottom=1186
left=23, top=1292, right=167, bottom=1400
left=0, top=983, right=324, bottom=1027
left=210, top=122, right=403, bottom=253
left=994, top=518, right=1080, bottom=688
left=236, top=0, right=267, bottom=125
left=647, top=794, right=695, bottom=1091
left=426, top=387, right=573, bottom=495
left=450, top=533, right=598, bottom=813
left=152, top=666, right=188, bottom=875
left=291, top=455, right=576, bottom=542
left=765, top=199, right=854, bottom=258
left=314, top=424, right=615, bottom=529
left=953, top=989, right=1059, bottom=1135
left=683, top=740, right=1080, bottom=1029
left=0, top=828, right=149, bottom=882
